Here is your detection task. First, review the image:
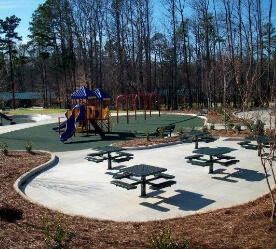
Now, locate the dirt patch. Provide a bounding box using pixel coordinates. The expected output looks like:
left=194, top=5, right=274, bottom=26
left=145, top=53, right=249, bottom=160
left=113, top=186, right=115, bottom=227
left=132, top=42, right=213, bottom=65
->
left=114, top=137, right=179, bottom=148
left=114, top=129, right=251, bottom=148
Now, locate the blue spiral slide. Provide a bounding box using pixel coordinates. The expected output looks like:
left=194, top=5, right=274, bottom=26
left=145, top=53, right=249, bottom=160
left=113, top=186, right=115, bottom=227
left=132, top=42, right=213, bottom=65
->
left=60, top=105, right=85, bottom=142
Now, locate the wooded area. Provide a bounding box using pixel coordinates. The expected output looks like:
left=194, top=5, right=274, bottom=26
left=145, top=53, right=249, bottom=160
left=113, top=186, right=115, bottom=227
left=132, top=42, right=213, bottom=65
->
left=0, top=0, right=275, bottom=109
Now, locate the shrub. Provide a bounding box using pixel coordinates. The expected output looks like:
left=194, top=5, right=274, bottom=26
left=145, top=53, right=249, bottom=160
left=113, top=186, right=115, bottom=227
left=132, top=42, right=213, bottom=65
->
left=158, top=127, right=165, bottom=138
left=223, top=109, right=231, bottom=122
left=210, top=123, right=215, bottom=130
left=246, top=121, right=254, bottom=131
left=0, top=142, right=8, bottom=155
left=253, top=119, right=264, bottom=136
left=202, top=125, right=208, bottom=132
left=25, top=141, right=33, bottom=153
left=227, top=123, right=234, bottom=130
left=145, top=129, right=151, bottom=141
left=178, top=127, right=184, bottom=136
left=42, top=217, right=74, bottom=249
left=150, top=229, right=189, bottom=249
left=234, top=124, right=242, bottom=133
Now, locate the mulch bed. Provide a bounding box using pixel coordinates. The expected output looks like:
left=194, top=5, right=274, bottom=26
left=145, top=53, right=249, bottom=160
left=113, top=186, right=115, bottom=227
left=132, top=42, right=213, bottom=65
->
left=1, top=150, right=276, bottom=248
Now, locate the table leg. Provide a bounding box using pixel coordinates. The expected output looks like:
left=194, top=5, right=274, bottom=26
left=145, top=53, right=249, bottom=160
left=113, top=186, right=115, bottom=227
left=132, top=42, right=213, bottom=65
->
left=141, top=176, right=146, bottom=196
left=258, top=144, right=262, bottom=156
left=107, top=152, right=112, bottom=169
left=209, top=156, right=213, bottom=174
left=195, top=137, right=199, bottom=149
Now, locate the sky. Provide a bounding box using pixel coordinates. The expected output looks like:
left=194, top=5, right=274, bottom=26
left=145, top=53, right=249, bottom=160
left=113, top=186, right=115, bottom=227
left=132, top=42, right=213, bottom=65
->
left=0, top=0, right=45, bottom=43
left=0, top=0, right=275, bottom=44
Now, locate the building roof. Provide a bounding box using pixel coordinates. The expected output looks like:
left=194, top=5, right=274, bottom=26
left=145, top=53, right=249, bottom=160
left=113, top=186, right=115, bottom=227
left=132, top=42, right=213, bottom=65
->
left=0, top=92, right=56, bottom=100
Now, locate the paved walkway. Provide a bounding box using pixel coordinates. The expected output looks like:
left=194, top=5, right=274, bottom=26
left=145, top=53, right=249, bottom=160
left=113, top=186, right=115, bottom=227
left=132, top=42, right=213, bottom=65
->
left=4, top=111, right=273, bottom=222
left=21, top=138, right=270, bottom=222
left=0, top=114, right=60, bottom=135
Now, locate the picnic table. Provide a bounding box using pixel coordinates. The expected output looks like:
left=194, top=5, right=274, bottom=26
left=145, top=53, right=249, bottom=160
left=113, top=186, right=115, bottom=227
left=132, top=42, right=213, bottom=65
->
left=182, top=130, right=211, bottom=149
left=241, top=136, right=275, bottom=156
left=85, top=146, right=133, bottom=169
left=188, top=147, right=238, bottom=173
left=111, top=164, right=176, bottom=196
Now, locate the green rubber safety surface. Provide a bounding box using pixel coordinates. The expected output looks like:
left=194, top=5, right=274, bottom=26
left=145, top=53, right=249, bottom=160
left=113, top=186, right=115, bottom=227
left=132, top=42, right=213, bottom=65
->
left=0, top=115, right=35, bottom=125
left=0, top=114, right=204, bottom=152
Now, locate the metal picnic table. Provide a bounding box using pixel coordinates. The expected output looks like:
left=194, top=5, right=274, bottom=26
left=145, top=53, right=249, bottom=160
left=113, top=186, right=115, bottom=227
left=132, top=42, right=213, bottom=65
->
left=117, top=164, right=176, bottom=196
left=88, top=146, right=125, bottom=169
left=244, top=135, right=274, bottom=156
left=192, top=147, right=237, bottom=173
left=185, top=130, right=210, bottom=149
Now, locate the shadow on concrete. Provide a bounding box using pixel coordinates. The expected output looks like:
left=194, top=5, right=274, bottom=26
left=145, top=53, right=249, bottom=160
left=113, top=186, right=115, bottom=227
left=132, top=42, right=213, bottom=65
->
left=140, top=189, right=215, bottom=212
left=212, top=167, right=266, bottom=182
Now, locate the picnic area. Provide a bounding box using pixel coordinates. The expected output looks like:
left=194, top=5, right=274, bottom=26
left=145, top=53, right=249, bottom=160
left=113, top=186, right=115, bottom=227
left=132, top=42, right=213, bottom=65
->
left=1, top=110, right=276, bottom=248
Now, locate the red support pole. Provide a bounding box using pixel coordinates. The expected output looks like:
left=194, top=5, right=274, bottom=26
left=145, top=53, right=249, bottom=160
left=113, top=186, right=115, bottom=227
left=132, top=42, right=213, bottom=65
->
left=116, top=95, right=129, bottom=124
left=116, top=96, right=120, bottom=123
left=134, top=94, right=138, bottom=120
left=143, top=94, right=147, bottom=120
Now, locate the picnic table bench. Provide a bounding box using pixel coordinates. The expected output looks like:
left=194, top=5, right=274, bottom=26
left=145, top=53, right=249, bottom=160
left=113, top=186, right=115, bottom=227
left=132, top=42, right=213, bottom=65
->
left=86, top=151, right=134, bottom=164
left=185, top=154, right=203, bottom=160
left=85, top=157, right=106, bottom=163
left=185, top=154, right=212, bottom=166
left=149, top=180, right=176, bottom=190
left=111, top=180, right=137, bottom=190
left=154, top=172, right=175, bottom=180
left=155, top=125, right=176, bottom=137
left=215, top=155, right=235, bottom=160
left=179, top=136, right=193, bottom=143
left=113, top=172, right=132, bottom=179
left=112, top=152, right=134, bottom=163
left=237, top=141, right=250, bottom=146
left=190, top=159, right=211, bottom=167
left=240, top=143, right=258, bottom=150
left=85, top=146, right=133, bottom=169
left=200, top=136, right=217, bottom=143
left=216, top=159, right=240, bottom=166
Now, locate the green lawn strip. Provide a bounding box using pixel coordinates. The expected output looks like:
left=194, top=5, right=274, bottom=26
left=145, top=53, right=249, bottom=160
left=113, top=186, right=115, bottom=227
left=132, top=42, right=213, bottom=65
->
left=0, top=114, right=203, bottom=152
left=4, top=108, right=66, bottom=115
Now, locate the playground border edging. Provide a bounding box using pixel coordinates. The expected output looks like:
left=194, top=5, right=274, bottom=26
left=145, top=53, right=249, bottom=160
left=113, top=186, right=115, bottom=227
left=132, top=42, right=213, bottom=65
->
left=13, top=151, right=57, bottom=202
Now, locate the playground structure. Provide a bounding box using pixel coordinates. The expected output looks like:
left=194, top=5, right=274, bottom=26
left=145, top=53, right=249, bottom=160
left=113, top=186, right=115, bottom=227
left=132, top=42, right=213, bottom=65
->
left=54, top=86, right=111, bottom=142
left=116, top=93, right=161, bottom=123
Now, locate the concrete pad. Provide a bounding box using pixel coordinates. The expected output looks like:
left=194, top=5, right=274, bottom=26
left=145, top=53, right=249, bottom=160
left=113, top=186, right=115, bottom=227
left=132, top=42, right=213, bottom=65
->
left=20, top=137, right=272, bottom=222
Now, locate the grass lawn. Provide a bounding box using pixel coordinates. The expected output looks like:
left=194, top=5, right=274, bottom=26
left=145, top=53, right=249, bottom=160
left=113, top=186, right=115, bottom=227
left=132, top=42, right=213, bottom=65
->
left=3, top=108, right=66, bottom=115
